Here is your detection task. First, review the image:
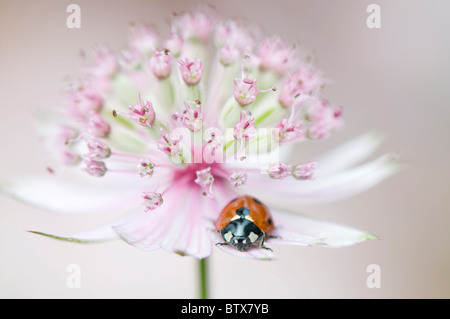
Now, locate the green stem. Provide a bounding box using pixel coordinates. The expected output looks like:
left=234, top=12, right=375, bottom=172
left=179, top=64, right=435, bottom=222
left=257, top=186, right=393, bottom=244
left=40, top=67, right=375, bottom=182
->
left=198, top=258, right=209, bottom=299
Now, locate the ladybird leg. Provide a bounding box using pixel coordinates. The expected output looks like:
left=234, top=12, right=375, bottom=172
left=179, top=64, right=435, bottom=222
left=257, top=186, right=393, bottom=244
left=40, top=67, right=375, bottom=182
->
left=267, top=234, right=280, bottom=239
left=259, top=233, right=273, bottom=252
left=215, top=242, right=230, bottom=247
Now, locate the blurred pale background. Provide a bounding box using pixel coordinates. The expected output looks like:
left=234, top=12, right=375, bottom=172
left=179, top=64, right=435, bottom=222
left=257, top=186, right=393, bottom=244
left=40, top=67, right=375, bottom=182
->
left=0, top=0, right=449, bottom=298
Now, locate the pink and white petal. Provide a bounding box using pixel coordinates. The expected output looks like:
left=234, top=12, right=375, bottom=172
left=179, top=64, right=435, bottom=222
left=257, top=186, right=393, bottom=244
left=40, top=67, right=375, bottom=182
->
left=1, top=174, right=143, bottom=214
left=268, top=209, right=377, bottom=247
left=242, top=153, right=400, bottom=207
left=268, top=227, right=326, bottom=246
left=112, top=190, right=186, bottom=252
left=113, top=186, right=213, bottom=259
left=71, top=221, right=122, bottom=241
left=224, top=143, right=293, bottom=172
left=160, top=188, right=212, bottom=258
left=314, top=131, right=383, bottom=178
left=209, top=180, right=239, bottom=219
left=29, top=219, right=122, bottom=243
left=28, top=230, right=111, bottom=244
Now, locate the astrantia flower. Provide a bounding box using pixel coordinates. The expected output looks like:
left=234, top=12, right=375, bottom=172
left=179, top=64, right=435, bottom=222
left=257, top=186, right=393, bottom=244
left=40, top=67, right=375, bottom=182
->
left=1, top=6, right=399, bottom=261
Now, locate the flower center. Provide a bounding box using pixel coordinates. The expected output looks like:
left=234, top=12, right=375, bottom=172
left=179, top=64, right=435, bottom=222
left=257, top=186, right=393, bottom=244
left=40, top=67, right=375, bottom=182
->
left=171, top=161, right=227, bottom=197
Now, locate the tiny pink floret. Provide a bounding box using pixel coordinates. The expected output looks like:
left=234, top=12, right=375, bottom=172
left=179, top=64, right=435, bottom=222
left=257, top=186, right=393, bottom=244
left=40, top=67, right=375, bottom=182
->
left=143, top=192, right=163, bottom=211
left=267, top=162, right=292, bottom=179
left=178, top=58, right=203, bottom=85
left=292, top=161, right=316, bottom=180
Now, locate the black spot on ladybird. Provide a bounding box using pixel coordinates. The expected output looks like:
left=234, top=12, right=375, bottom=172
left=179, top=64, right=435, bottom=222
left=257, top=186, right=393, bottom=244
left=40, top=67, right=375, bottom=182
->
left=252, top=197, right=262, bottom=205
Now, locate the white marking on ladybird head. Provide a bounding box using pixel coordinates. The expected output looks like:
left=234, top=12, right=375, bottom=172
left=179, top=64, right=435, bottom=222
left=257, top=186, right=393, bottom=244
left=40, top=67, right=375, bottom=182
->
left=248, top=231, right=259, bottom=243
left=231, top=215, right=240, bottom=221
left=223, top=231, right=233, bottom=242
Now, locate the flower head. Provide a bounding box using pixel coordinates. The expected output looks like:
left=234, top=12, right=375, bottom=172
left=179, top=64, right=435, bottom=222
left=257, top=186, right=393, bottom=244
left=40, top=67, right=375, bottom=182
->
left=7, top=7, right=399, bottom=260
left=149, top=50, right=172, bottom=79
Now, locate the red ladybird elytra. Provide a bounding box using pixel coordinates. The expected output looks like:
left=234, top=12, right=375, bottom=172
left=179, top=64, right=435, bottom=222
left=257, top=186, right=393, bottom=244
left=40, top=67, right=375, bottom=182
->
left=215, top=195, right=275, bottom=251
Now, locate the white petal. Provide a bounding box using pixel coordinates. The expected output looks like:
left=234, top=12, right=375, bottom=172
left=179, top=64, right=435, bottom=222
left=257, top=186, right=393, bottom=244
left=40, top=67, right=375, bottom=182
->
left=28, top=228, right=117, bottom=244
left=113, top=186, right=213, bottom=259
left=71, top=222, right=120, bottom=241
left=268, top=209, right=377, bottom=247
left=224, top=143, right=293, bottom=171
left=242, top=153, right=400, bottom=207
left=314, top=131, right=383, bottom=178
left=1, top=174, right=143, bottom=214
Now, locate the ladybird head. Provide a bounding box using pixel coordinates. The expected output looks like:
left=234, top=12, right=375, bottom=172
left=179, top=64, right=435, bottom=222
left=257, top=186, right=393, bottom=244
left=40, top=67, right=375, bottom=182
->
left=219, top=207, right=264, bottom=251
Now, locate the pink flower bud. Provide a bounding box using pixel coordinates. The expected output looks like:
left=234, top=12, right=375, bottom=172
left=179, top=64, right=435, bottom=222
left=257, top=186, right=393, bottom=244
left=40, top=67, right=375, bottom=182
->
left=228, top=171, right=247, bottom=187
left=164, top=33, right=183, bottom=58
left=233, top=77, right=259, bottom=106
left=87, top=45, right=118, bottom=78
left=173, top=5, right=217, bottom=42
left=194, top=167, right=215, bottom=197
left=279, top=66, right=324, bottom=108
left=157, top=129, right=180, bottom=156
left=149, top=50, right=172, bottom=79
left=305, top=99, right=343, bottom=140
left=85, top=138, right=111, bottom=160
left=87, top=111, right=110, bottom=138
left=137, top=159, right=155, bottom=178
left=126, top=97, right=156, bottom=128
left=173, top=101, right=204, bottom=132
left=234, top=62, right=276, bottom=106
left=234, top=111, right=256, bottom=142
left=257, top=37, right=295, bottom=75
left=129, top=22, right=159, bottom=55
left=82, top=159, right=107, bottom=177
left=194, top=167, right=214, bottom=188
left=219, top=44, right=240, bottom=66
left=143, top=192, right=163, bottom=211
left=273, top=118, right=304, bottom=143
left=292, top=161, right=316, bottom=180
left=178, top=58, right=203, bottom=85
left=267, top=162, right=292, bottom=179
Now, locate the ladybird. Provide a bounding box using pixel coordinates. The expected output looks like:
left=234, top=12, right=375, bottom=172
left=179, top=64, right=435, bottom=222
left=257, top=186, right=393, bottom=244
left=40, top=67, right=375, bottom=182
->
left=215, top=195, right=275, bottom=251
